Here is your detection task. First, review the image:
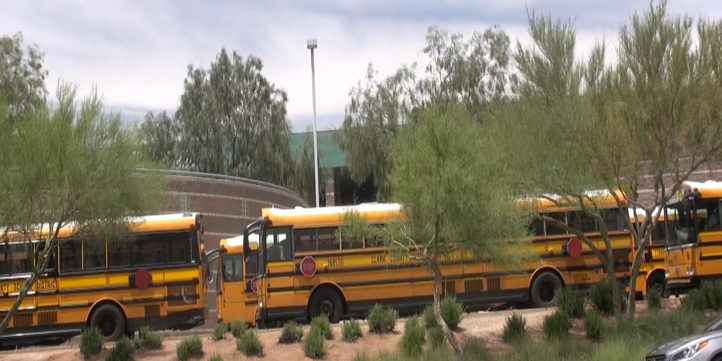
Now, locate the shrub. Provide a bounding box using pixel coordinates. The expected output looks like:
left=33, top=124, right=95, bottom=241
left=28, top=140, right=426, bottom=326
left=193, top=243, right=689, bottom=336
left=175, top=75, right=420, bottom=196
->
left=502, top=313, right=527, bottom=344
left=237, top=330, right=263, bottom=357
left=79, top=327, right=103, bottom=358
left=440, top=295, right=465, bottom=329
left=352, top=352, right=372, bottom=361
left=589, top=279, right=619, bottom=315
left=555, top=288, right=585, bottom=318
left=428, top=326, right=445, bottom=348
left=212, top=322, right=226, bottom=341
left=303, top=328, right=326, bottom=359
left=367, top=304, right=398, bottom=333
left=584, top=311, right=605, bottom=340
left=230, top=319, right=247, bottom=338
left=105, top=337, right=134, bottom=361
left=139, top=325, right=163, bottom=349
left=423, top=305, right=437, bottom=329
left=682, top=288, right=708, bottom=311
left=342, top=319, right=363, bottom=342
left=543, top=311, right=571, bottom=339
left=399, top=316, right=425, bottom=358
left=279, top=321, right=304, bottom=343
left=176, top=335, right=203, bottom=361
left=460, top=337, right=491, bottom=361
left=208, top=354, right=224, bottom=361
left=311, top=315, right=333, bottom=340
left=646, top=287, right=661, bottom=311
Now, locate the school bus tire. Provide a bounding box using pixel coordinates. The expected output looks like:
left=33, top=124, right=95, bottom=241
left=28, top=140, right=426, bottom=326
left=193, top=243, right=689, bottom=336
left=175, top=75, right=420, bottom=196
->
left=646, top=271, right=666, bottom=298
left=89, top=303, right=127, bottom=341
left=530, top=271, right=563, bottom=308
left=309, top=286, right=344, bottom=323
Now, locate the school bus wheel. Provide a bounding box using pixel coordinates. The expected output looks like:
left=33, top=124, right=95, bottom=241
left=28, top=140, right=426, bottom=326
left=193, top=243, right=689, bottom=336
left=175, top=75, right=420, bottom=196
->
left=646, top=272, right=666, bottom=297
left=89, top=303, right=127, bottom=341
left=530, top=271, right=563, bottom=308
left=309, top=287, right=344, bottom=323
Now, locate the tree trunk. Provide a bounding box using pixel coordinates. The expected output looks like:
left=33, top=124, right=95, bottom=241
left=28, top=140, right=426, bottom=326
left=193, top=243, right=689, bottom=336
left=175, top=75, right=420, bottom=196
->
left=627, top=239, right=648, bottom=317
left=431, top=261, right=463, bottom=354
left=603, top=245, right=622, bottom=322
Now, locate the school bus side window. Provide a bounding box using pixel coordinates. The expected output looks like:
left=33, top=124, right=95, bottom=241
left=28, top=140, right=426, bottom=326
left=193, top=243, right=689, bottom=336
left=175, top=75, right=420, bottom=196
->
left=267, top=227, right=292, bottom=261
left=318, top=227, right=340, bottom=251
left=545, top=212, right=567, bottom=235
left=294, top=228, right=316, bottom=253
left=60, top=238, right=82, bottom=272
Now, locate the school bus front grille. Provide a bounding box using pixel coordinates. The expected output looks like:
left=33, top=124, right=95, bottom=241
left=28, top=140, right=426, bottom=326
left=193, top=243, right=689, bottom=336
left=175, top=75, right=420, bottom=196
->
left=38, top=311, right=57, bottom=325
left=13, top=312, right=33, bottom=327
left=464, top=278, right=483, bottom=293
left=487, top=278, right=500, bottom=291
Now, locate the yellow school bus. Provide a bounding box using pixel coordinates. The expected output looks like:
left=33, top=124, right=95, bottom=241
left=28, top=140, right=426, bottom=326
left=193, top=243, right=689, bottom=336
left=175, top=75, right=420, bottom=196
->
left=0, top=213, right=207, bottom=343
left=666, top=180, right=722, bottom=293
left=215, top=234, right=258, bottom=325
left=242, top=196, right=633, bottom=325
left=629, top=208, right=669, bottom=297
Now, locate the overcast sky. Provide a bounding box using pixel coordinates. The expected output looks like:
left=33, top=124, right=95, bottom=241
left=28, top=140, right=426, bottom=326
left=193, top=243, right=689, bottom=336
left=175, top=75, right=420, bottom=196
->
left=2, top=1, right=721, bottom=131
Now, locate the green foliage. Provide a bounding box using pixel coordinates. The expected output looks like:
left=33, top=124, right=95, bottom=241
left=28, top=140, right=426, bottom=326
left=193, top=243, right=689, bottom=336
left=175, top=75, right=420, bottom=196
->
left=589, top=279, right=616, bottom=315
left=208, top=354, right=224, bottom=361
left=422, top=305, right=437, bottom=329
left=460, top=337, right=491, bottom=361
left=279, top=321, right=304, bottom=344
left=176, top=336, right=203, bottom=361
left=105, top=337, right=135, bottom=361
left=646, top=288, right=661, bottom=311
left=585, top=311, right=605, bottom=340
left=399, top=316, right=425, bottom=358
left=440, top=295, right=465, bottom=329
left=0, top=32, right=47, bottom=119
left=237, top=330, right=263, bottom=357
left=352, top=352, right=372, bottom=361
left=502, top=313, right=527, bottom=344
left=212, top=322, right=226, bottom=341
left=230, top=319, right=247, bottom=338
left=138, top=325, right=162, bottom=349
left=139, top=49, right=294, bottom=187
left=555, top=288, right=585, bottom=319
left=303, top=328, right=326, bottom=359
left=367, top=304, right=398, bottom=333
left=543, top=311, right=571, bottom=339
left=79, top=327, right=103, bottom=358
left=682, top=288, right=708, bottom=311
left=427, top=326, right=445, bottom=349
left=341, top=318, right=363, bottom=342
left=310, top=315, right=333, bottom=340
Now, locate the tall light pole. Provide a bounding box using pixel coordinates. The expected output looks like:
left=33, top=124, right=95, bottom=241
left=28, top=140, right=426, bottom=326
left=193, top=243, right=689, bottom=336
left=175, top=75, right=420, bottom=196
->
left=307, top=39, right=319, bottom=207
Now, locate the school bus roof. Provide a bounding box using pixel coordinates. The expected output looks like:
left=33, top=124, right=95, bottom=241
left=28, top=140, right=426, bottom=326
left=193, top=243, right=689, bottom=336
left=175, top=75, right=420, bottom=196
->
left=684, top=180, right=722, bottom=199
left=517, top=190, right=626, bottom=212
left=3, top=213, right=200, bottom=240
left=220, top=234, right=259, bottom=253
left=262, top=203, right=403, bottom=228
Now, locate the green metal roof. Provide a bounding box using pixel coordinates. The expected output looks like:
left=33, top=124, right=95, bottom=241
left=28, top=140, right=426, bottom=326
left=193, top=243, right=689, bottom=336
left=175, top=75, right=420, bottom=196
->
left=290, top=130, right=346, bottom=168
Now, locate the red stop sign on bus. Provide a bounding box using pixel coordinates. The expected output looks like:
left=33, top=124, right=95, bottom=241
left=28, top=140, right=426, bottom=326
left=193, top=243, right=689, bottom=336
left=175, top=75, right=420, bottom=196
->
left=567, top=237, right=583, bottom=258
left=250, top=276, right=258, bottom=294
left=300, top=256, right=317, bottom=278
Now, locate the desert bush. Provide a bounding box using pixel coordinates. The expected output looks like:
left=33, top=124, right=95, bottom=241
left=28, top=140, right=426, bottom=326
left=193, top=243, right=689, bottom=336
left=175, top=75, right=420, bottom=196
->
left=279, top=321, right=304, bottom=343
left=682, top=288, right=708, bottom=312
left=585, top=311, right=605, bottom=340
left=230, top=319, right=247, bottom=338
left=399, top=316, right=425, bottom=358
left=342, top=318, right=363, bottom=342
left=212, top=322, right=226, bottom=341
left=79, top=327, right=103, bottom=358
left=237, top=330, right=263, bottom=357
left=303, top=328, right=326, bottom=359
left=208, top=354, right=224, bottom=361
left=646, top=287, right=661, bottom=311
left=555, top=288, right=585, bottom=318
left=589, top=279, right=614, bottom=315
left=139, top=325, right=163, bottom=349
left=543, top=311, right=571, bottom=339
left=502, top=313, right=527, bottom=344
left=460, top=336, right=492, bottom=361
left=311, top=315, right=333, bottom=340
left=105, top=336, right=135, bottom=361
left=367, top=304, right=398, bottom=333
left=176, top=335, right=203, bottom=361
left=440, top=295, right=465, bottom=329
left=423, top=305, right=437, bottom=329
left=428, top=326, right=445, bottom=348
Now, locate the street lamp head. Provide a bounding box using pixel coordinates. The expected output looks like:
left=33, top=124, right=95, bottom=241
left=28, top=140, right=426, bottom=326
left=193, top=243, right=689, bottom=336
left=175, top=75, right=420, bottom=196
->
left=307, top=39, right=317, bottom=49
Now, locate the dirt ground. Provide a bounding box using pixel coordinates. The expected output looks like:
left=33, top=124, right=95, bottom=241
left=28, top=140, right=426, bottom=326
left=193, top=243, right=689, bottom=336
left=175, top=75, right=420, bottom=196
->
left=0, top=298, right=687, bottom=361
